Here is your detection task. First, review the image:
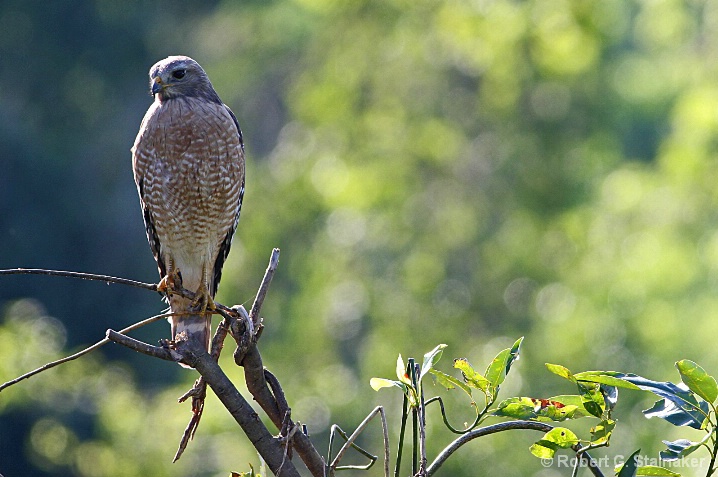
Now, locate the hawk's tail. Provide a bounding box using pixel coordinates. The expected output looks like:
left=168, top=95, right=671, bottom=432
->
left=171, top=313, right=211, bottom=349
left=169, top=298, right=211, bottom=368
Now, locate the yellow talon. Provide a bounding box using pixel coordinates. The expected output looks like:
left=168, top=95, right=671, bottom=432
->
left=158, top=267, right=183, bottom=297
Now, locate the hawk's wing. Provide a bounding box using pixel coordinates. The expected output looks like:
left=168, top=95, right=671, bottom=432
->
left=137, top=177, right=167, bottom=280
left=210, top=104, right=245, bottom=297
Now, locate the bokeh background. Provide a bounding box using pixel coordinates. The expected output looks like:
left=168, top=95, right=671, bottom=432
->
left=3, top=0, right=718, bottom=476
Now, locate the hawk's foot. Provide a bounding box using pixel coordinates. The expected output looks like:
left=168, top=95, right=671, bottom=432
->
left=190, top=282, right=215, bottom=314
left=157, top=268, right=183, bottom=297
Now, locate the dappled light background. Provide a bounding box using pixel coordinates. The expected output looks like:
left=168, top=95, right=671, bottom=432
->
left=3, top=0, right=718, bottom=476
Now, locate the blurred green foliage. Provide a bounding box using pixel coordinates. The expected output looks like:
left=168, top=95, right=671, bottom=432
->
left=3, top=0, right=718, bottom=476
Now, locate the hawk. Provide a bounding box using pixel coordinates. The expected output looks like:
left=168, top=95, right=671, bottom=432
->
left=131, top=56, right=245, bottom=355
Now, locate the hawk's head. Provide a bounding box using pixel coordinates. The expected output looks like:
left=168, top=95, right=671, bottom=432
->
left=148, top=56, right=221, bottom=104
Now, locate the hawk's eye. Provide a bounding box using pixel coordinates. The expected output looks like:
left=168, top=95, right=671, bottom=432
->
left=172, top=69, right=187, bottom=80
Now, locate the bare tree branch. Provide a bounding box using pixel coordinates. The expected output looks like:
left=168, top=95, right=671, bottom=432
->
left=173, top=310, right=233, bottom=462
left=174, top=336, right=303, bottom=477
left=236, top=325, right=326, bottom=477
left=106, top=329, right=181, bottom=361
left=0, top=312, right=172, bottom=392
left=248, top=248, right=280, bottom=327
left=172, top=249, right=280, bottom=461
left=107, top=327, right=303, bottom=476
left=0, top=268, right=158, bottom=291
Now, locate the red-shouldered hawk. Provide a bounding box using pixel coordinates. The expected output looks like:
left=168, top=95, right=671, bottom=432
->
left=131, top=56, right=245, bottom=356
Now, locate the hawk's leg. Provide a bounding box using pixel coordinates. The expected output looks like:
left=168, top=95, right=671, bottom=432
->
left=157, top=258, right=183, bottom=298
left=190, top=265, right=215, bottom=314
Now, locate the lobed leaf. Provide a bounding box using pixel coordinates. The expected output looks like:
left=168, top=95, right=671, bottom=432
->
left=614, top=374, right=710, bottom=429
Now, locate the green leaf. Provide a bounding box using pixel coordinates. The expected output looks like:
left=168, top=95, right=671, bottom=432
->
left=676, top=359, right=718, bottom=403
left=529, top=441, right=557, bottom=459
left=546, top=395, right=592, bottom=418
left=600, top=373, right=710, bottom=429
left=541, top=427, right=579, bottom=448
left=421, top=344, right=447, bottom=378
left=589, top=419, right=615, bottom=445
left=396, top=355, right=411, bottom=385
left=545, top=363, right=577, bottom=383
left=494, top=397, right=583, bottom=421
left=485, top=337, right=523, bottom=390
left=635, top=466, right=680, bottom=476
left=578, top=382, right=605, bottom=418
left=573, top=371, right=641, bottom=390
left=659, top=433, right=712, bottom=461
left=494, top=397, right=540, bottom=420
left=428, top=369, right=472, bottom=397
left=370, top=378, right=407, bottom=393
left=615, top=449, right=640, bottom=477
left=530, top=427, right=578, bottom=459
left=454, top=358, right=491, bottom=393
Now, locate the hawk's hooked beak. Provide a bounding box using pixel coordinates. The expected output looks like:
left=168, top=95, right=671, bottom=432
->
left=151, top=77, right=164, bottom=95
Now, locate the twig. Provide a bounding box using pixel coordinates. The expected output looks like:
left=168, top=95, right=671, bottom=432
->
left=573, top=443, right=607, bottom=477
left=379, top=407, right=390, bottom=477
left=248, top=248, right=280, bottom=326
left=423, top=396, right=481, bottom=434
left=0, top=268, right=158, bottom=291
left=173, top=314, right=232, bottom=462
left=328, top=406, right=389, bottom=476
left=416, top=363, right=427, bottom=476
left=0, top=312, right=172, bottom=392
left=395, top=388, right=409, bottom=477
left=106, top=329, right=181, bottom=362
left=265, top=369, right=290, bottom=421
left=278, top=422, right=300, bottom=476
left=173, top=377, right=206, bottom=463
left=425, top=421, right=605, bottom=477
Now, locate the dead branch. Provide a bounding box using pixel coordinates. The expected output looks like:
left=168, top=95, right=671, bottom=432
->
left=107, top=328, right=302, bottom=476
left=173, top=248, right=279, bottom=461
left=5, top=249, right=326, bottom=476
left=0, top=311, right=172, bottom=392
left=248, top=248, right=280, bottom=327
left=106, top=329, right=181, bottom=361
left=173, top=307, right=234, bottom=462
left=0, top=268, right=158, bottom=291
left=328, top=406, right=389, bottom=477
left=174, top=334, right=304, bottom=477
left=233, top=317, right=326, bottom=477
